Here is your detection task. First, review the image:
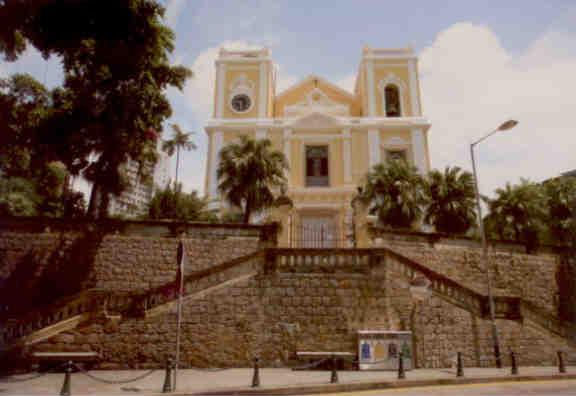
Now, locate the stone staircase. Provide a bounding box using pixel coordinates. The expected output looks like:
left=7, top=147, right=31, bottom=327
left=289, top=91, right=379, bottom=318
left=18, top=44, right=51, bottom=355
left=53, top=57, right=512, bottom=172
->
left=0, top=251, right=268, bottom=353
left=2, top=247, right=575, bottom=355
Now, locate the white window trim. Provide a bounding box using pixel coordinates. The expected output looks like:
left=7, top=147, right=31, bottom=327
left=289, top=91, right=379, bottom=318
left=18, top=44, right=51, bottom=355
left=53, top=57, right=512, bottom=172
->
left=303, top=142, right=331, bottom=188
left=378, top=73, right=407, bottom=117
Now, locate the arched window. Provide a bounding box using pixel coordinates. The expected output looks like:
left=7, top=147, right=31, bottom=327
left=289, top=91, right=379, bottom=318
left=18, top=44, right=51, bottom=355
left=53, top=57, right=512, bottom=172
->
left=385, top=84, right=401, bottom=117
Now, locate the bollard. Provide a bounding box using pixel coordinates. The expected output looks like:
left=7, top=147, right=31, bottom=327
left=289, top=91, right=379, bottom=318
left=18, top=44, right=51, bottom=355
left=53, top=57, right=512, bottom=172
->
left=558, top=351, right=566, bottom=374
left=397, top=351, right=405, bottom=380
left=330, top=354, right=338, bottom=384
left=251, top=357, right=260, bottom=388
left=162, top=358, right=173, bottom=393
left=456, top=352, right=464, bottom=377
left=60, top=360, right=72, bottom=396
left=510, top=351, right=518, bottom=375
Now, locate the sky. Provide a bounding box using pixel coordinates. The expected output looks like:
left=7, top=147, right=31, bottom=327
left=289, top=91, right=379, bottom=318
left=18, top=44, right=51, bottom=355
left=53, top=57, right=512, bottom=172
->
left=2, top=0, right=576, bottom=198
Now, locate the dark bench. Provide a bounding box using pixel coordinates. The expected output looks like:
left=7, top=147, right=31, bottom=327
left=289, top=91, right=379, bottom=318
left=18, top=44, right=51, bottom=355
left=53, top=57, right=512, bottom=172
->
left=295, top=351, right=356, bottom=370
left=30, top=351, right=99, bottom=371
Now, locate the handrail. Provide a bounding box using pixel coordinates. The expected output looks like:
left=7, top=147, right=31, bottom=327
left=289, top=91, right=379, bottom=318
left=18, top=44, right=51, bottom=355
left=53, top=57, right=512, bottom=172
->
left=2, top=247, right=574, bottom=354
left=1, top=251, right=269, bottom=348
left=521, top=300, right=576, bottom=344
left=130, top=250, right=267, bottom=315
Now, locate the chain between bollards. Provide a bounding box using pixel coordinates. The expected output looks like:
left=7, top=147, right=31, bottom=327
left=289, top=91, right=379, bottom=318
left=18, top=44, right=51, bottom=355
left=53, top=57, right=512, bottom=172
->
left=330, top=354, right=338, bottom=384
left=60, top=360, right=72, bottom=396
left=558, top=351, right=566, bottom=374
left=251, top=357, right=260, bottom=388
left=162, top=358, right=174, bottom=393
left=397, top=351, right=405, bottom=380
left=510, top=350, right=518, bottom=375
left=456, top=352, right=464, bottom=377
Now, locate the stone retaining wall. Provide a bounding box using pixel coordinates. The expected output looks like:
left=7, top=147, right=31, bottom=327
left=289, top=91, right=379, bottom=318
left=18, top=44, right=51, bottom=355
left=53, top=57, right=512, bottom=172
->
left=369, top=229, right=562, bottom=314
left=32, top=252, right=575, bottom=369
left=0, top=218, right=273, bottom=316
left=2, top=218, right=574, bottom=369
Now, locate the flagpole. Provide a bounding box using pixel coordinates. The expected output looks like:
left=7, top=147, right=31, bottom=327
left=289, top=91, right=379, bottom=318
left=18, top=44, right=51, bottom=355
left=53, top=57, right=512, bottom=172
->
left=174, top=240, right=185, bottom=390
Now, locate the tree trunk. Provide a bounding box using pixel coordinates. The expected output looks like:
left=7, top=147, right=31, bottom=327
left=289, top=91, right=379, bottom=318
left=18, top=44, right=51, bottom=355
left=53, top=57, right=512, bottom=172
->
left=243, top=198, right=252, bottom=224
left=175, top=146, right=180, bottom=189
left=87, top=183, right=101, bottom=219
left=98, top=187, right=111, bottom=219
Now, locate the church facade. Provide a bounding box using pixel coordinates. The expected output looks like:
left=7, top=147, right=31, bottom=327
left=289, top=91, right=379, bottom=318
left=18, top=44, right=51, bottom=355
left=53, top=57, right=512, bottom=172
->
left=204, top=47, right=431, bottom=246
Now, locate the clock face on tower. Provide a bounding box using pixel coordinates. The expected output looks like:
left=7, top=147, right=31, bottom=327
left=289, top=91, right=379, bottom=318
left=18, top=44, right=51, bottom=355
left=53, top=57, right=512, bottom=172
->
left=230, top=94, right=252, bottom=113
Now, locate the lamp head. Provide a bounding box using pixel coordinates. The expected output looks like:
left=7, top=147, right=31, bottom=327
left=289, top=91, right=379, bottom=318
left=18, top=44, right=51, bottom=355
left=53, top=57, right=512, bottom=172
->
left=497, top=120, right=518, bottom=131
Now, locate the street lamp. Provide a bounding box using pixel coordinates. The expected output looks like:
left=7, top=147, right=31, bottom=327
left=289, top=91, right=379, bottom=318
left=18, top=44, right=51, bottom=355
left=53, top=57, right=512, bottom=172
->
left=470, top=119, right=518, bottom=369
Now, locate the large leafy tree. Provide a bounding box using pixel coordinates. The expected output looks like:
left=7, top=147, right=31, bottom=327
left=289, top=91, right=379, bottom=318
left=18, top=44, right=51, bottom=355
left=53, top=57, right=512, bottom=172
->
left=0, top=0, right=191, bottom=219
left=217, top=136, right=288, bottom=224
left=0, top=73, right=77, bottom=216
left=147, top=183, right=215, bottom=222
left=484, top=179, right=546, bottom=245
left=543, top=177, right=576, bottom=245
left=425, top=166, right=476, bottom=234
left=162, top=123, right=196, bottom=188
left=361, top=159, right=427, bottom=229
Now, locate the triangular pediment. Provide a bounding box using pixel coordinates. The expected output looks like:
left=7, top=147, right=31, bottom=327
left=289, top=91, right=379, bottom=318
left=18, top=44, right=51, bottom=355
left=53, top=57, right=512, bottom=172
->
left=290, top=112, right=342, bottom=129
left=275, top=75, right=357, bottom=118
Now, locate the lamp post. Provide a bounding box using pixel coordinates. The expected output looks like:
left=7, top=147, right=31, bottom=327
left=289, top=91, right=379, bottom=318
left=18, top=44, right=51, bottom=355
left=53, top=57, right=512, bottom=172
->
left=470, top=119, right=518, bottom=369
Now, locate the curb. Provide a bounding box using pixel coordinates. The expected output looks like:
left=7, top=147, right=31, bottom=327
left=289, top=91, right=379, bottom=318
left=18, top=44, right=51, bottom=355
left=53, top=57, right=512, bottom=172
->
left=191, top=373, right=576, bottom=395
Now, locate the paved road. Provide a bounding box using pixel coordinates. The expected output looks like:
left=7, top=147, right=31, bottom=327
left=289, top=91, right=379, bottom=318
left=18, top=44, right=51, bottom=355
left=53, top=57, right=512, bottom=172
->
left=314, top=380, right=576, bottom=396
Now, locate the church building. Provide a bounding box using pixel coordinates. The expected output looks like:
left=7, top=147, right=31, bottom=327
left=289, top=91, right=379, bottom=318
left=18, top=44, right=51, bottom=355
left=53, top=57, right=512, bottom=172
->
left=204, top=47, right=431, bottom=246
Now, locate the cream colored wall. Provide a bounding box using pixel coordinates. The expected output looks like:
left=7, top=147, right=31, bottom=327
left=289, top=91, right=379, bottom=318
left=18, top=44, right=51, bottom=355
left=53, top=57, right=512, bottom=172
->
left=268, top=130, right=283, bottom=152
left=379, top=128, right=416, bottom=166
left=288, top=132, right=345, bottom=188
left=222, top=67, right=261, bottom=119
left=222, top=130, right=255, bottom=145
left=373, top=62, right=413, bottom=117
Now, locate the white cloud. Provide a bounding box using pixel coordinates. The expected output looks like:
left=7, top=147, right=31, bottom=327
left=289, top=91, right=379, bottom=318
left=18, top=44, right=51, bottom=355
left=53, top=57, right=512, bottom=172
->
left=336, top=74, right=356, bottom=93
left=164, top=0, right=185, bottom=29
left=419, top=23, right=576, bottom=196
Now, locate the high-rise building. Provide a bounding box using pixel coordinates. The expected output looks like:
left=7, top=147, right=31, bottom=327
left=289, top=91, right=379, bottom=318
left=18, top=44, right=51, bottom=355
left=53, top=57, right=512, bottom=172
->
left=108, top=148, right=170, bottom=217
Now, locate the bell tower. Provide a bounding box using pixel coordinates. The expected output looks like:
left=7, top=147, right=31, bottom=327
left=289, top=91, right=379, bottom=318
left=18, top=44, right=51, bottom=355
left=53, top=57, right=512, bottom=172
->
left=213, top=48, right=274, bottom=119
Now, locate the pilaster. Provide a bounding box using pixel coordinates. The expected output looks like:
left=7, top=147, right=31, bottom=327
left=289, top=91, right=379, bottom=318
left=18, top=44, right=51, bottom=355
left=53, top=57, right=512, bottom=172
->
left=282, top=128, right=293, bottom=185
left=342, top=128, right=352, bottom=183
left=368, top=128, right=380, bottom=168
left=210, top=130, right=224, bottom=199
left=411, top=128, right=427, bottom=174
left=215, top=63, right=226, bottom=118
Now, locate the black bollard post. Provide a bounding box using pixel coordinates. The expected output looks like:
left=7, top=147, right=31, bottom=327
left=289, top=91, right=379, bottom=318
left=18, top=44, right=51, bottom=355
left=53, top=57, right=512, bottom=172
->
left=330, top=354, right=338, bottom=384
left=510, top=351, right=518, bottom=375
left=162, top=358, right=173, bottom=393
left=397, top=351, right=405, bottom=380
left=60, top=360, right=72, bottom=396
left=251, top=357, right=260, bottom=388
left=558, top=351, right=566, bottom=374
left=456, top=352, right=464, bottom=377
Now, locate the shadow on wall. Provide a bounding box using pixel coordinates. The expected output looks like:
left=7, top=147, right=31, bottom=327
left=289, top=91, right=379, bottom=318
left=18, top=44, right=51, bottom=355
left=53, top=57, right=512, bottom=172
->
left=557, top=253, right=576, bottom=323
left=0, top=228, right=105, bottom=318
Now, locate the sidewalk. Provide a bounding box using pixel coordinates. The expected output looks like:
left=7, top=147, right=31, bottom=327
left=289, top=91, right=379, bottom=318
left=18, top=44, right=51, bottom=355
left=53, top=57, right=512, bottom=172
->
left=1, top=366, right=575, bottom=396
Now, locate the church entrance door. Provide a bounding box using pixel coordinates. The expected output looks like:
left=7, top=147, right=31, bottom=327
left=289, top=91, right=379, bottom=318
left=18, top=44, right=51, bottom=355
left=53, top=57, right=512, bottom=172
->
left=296, top=215, right=339, bottom=248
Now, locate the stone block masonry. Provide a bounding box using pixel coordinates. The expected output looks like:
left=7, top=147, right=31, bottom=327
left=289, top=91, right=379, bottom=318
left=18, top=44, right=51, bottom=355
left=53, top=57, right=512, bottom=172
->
left=1, top=218, right=574, bottom=369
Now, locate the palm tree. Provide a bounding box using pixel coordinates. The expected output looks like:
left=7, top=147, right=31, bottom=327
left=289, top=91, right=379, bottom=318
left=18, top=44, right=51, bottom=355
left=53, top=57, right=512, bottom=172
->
left=484, top=179, right=546, bottom=245
left=217, top=136, right=288, bottom=224
left=425, top=166, right=476, bottom=234
left=162, top=124, right=197, bottom=189
left=360, top=159, right=427, bottom=229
